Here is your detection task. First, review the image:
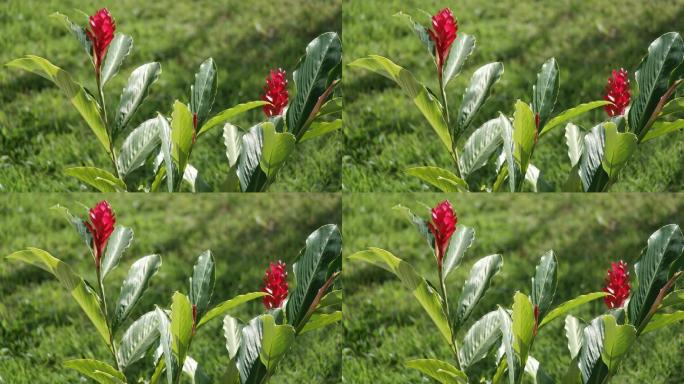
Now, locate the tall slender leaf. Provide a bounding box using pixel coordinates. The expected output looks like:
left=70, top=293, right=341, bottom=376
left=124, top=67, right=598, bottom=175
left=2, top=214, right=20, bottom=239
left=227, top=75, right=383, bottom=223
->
left=394, top=12, right=434, bottom=59
left=50, top=13, right=92, bottom=59
left=579, top=123, right=607, bottom=192
left=190, top=58, right=218, bottom=127
left=512, top=292, right=535, bottom=367
left=539, top=292, right=608, bottom=328
left=499, top=113, right=518, bottom=192
left=156, top=307, right=178, bottom=384
left=565, top=123, right=584, bottom=167
left=189, top=250, right=215, bottom=321
left=157, top=114, right=175, bottom=192
left=170, top=292, right=194, bottom=370
left=498, top=307, right=520, bottom=384
left=532, top=58, right=560, bottom=128
left=237, top=123, right=265, bottom=192
left=531, top=250, right=557, bottom=320
left=170, top=100, right=194, bottom=175
left=512, top=100, right=537, bottom=177
left=539, top=100, right=611, bottom=137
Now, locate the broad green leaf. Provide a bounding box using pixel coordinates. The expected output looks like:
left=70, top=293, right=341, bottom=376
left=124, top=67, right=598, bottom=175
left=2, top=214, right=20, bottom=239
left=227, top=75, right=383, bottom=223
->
left=171, top=292, right=194, bottom=368
left=64, top=167, right=126, bottom=192
left=197, top=292, right=267, bottom=328
left=259, top=314, right=295, bottom=370
left=641, top=310, right=684, bottom=334
left=299, top=119, right=342, bottom=142
left=601, top=124, right=637, bottom=180
left=524, top=356, right=556, bottom=384
left=628, top=224, right=684, bottom=327
left=578, top=123, right=607, bottom=192
left=101, top=33, right=133, bottom=87
left=222, top=359, right=240, bottom=384
left=117, top=118, right=161, bottom=177
left=454, top=254, right=503, bottom=327
left=641, top=119, right=684, bottom=142
left=578, top=316, right=608, bottom=384
left=456, top=62, right=504, bottom=135
left=459, top=310, right=501, bottom=369
left=113, top=254, right=161, bottom=328
left=349, top=55, right=453, bottom=154
left=349, top=248, right=453, bottom=346
left=50, top=12, right=92, bottom=59
left=64, top=359, right=125, bottom=384
left=156, top=306, right=178, bottom=384
left=540, top=101, right=611, bottom=137
left=101, top=226, right=134, bottom=281
left=236, top=316, right=267, bottom=384
left=190, top=58, right=218, bottom=127
left=170, top=100, right=194, bottom=175
left=317, top=97, right=342, bottom=117
left=443, top=33, right=476, bottom=87
left=512, top=100, right=537, bottom=177
left=405, top=359, right=468, bottom=384
left=459, top=117, right=503, bottom=178
left=498, top=307, right=521, bottom=384
left=406, top=166, right=468, bottom=192
left=499, top=113, right=518, bottom=192
left=51, top=204, right=91, bottom=248
left=512, top=292, right=535, bottom=366
left=661, top=289, right=684, bottom=308
left=237, top=124, right=266, bottom=192
left=287, top=32, right=342, bottom=137
left=628, top=32, right=684, bottom=136
left=118, top=310, right=160, bottom=369
left=259, top=122, right=296, bottom=179
left=286, top=224, right=342, bottom=328
left=601, top=315, right=636, bottom=371
left=660, top=97, right=684, bottom=116
left=318, top=289, right=343, bottom=309
left=114, top=62, right=162, bottom=135
left=157, top=114, right=175, bottom=192
left=392, top=204, right=434, bottom=250
left=223, top=123, right=242, bottom=168
left=299, top=311, right=342, bottom=334
left=197, top=101, right=268, bottom=136
left=6, top=56, right=110, bottom=153
left=540, top=292, right=609, bottom=328
left=394, top=12, right=434, bottom=59
left=531, top=250, right=558, bottom=320
left=223, top=315, right=242, bottom=360
left=565, top=315, right=585, bottom=360
left=442, top=225, right=476, bottom=281
left=565, top=123, right=584, bottom=167
left=189, top=250, right=215, bottom=321
left=532, top=58, right=560, bottom=128
left=181, top=356, right=212, bottom=384
left=524, top=164, right=554, bottom=192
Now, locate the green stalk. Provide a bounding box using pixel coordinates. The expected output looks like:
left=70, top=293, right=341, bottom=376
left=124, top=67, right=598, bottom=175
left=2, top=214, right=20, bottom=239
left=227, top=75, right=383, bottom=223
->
left=94, top=244, right=118, bottom=367
left=96, top=71, right=120, bottom=179
left=437, top=243, right=460, bottom=369
left=439, top=71, right=462, bottom=178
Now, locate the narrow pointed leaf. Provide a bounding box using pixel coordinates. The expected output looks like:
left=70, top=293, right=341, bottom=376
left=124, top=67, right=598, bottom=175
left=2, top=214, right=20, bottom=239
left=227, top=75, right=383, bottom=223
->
left=197, top=101, right=268, bottom=137
left=392, top=204, right=434, bottom=250
left=641, top=310, right=684, bottom=334
left=170, top=100, right=194, bottom=175
left=197, top=292, right=267, bottom=328
left=223, top=123, right=242, bottom=168
left=101, top=33, right=133, bottom=87
left=531, top=250, right=558, bottom=320
left=170, top=292, right=193, bottom=369
left=443, top=33, right=476, bottom=87
left=512, top=100, right=536, bottom=176
left=405, top=359, right=468, bottom=384
left=189, top=250, right=215, bottom=321
left=157, top=114, right=175, bottom=192
left=442, top=225, right=476, bottom=280
left=406, top=166, right=467, bottom=192
left=456, top=62, right=504, bottom=134
left=512, top=292, right=535, bottom=366
left=454, top=254, right=503, bottom=327
left=540, top=292, right=608, bottom=328
left=300, top=311, right=342, bottom=334
left=50, top=13, right=92, bottom=59
left=641, top=119, right=684, bottom=142
left=499, top=113, right=518, bottom=192
left=394, top=12, right=434, bottom=58
left=101, top=226, right=134, bottom=281
left=156, top=307, right=178, bottom=384
left=64, top=359, right=126, bottom=384
left=579, top=123, right=607, bottom=192
left=578, top=316, right=608, bottom=384
left=540, top=101, right=611, bottom=137
left=65, top=167, right=126, bottom=192
left=300, top=119, right=342, bottom=142
left=237, top=123, right=266, bottom=192
left=532, top=58, right=560, bottom=128
left=113, top=254, right=162, bottom=327
left=190, top=58, right=218, bottom=127
left=51, top=204, right=91, bottom=248
left=498, top=307, right=521, bottom=384
left=114, top=62, right=162, bottom=134
left=565, top=123, right=584, bottom=167
left=236, top=316, right=267, bottom=384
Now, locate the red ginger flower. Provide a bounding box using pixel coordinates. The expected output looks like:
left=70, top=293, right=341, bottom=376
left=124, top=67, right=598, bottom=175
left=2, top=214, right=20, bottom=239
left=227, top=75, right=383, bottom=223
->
left=261, top=69, right=289, bottom=117
left=603, top=260, right=630, bottom=309
left=428, top=200, right=457, bottom=270
left=86, top=8, right=116, bottom=76
left=85, top=200, right=116, bottom=269
left=604, top=68, right=631, bottom=117
left=262, top=261, right=289, bottom=309
left=428, top=8, right=458, bottom=79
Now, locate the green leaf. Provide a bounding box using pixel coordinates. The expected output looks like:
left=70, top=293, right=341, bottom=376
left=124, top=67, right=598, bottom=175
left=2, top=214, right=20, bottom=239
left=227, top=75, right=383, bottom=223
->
left=286, top=224, right=342, bottom=328
left=601, top=123, right=637, bottom=180
left=405, top=359, right=468, bottom=384
left=299, top=311, right=342, bottom=334
left=118, top=310, right=159, bottom=369
left=499, top=113, right=519, bottom=192
left=223, top=315, right=242, bottom=360
left=459, top=117, right=503, bottom=178
left=189, top=250, right=215, bottom=321
left=442, top=225, right=476, bottom=281
left=223, top=123, right=242, bottom=168
left=287, top=32, right=342, bottom=137
left=532, top=58, right=560, bottom=128
left=170, top=292, right=194, bottom=369
left=64, top=167, right=126, bottom=192
left=524, top=356, right=555, bottom=384
left=50, top=13, right=92, bottom=60
left=456, top=62, right=504, bottom=135
left=64, top=359, right=126, bottom=384
left=628, top=224, right=684, bottom=327
left=454, top=254, right=503, bottom=327
left=578, top=123, right=607, bottom=192
left=540, top=101, right=611, bottom=137
left=113, top=254, right=162, bottom=328
left=259, top=122, right=296, bottom=179
left=236, top=316, right=267, bottom=384
left=101, top=33, right=134, bottom=87
left=237, top=123, right=266, bottom=192
left=349, top=55, right=452, bottom=154
left=394, top=12, right=434, bottom=59
left=117, top=118, right=161, bottom=177
left=512, top=100, right=537, bottom=176
left=6, top=56, right=110, bottom=153
left=641, top=310, right=684, bottom=334
left=51, top=204, right=91, bottom=248
left=405, top=166, right=468, bottom=192
left=259, top=314, right=295, bottom=370
left=565, top=315, right=585, bottom=360
left=101, top=226, right=134, bottom=281
left=641, top=119, right=684, bottom=142
left=539, top=292, right=608, bottom=328
left=601, top=315, right=636, bottom=371
left=157, top=114, right=175, bottom=192
left=392, top=204, right=434, bottom=250
left=114, top=62, right=162, bottom=135
left=459, top=310, right=501, bottom=369
left=498, top=307, right=521, bottom=384
left=170, top=100, right=194, bottom=175
left=565, top=123, right=584, bottom=167
left=299, top=119, right=342, bottom=142
left=661, top=289, right=684, bottom=308
left=628, top=32, right=684, bottom=136
left=190, top=58, right=218, bottom=127
left=443, top=33, right=476, bottom=87
left=318, top=289, right=343, bottom=309
left=660, top=97, right=684, bottom=117
left=578, top=316, right=608, bottom=384
left=181, top=356, right=212, bottom=384
left=531, top=250, right=558, bottom=320
left=156, top=306, right=178, bottom=384
left=348, top=248, right=453, bottom=346
left=197, top=101, right=268, bottom=137
left=197, top=292, right=267, bottom=328
left=512, top=292, right=535, bottom=366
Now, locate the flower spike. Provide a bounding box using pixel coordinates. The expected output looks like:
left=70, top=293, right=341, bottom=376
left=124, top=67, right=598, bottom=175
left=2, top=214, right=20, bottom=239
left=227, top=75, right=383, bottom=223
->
left=603, top=260, right=630, bottom=309
left=261, top=69, right=289, bottom=117
left=262, top=261, right=289, bottom=309
left=604, top=68, right=631, bottom=117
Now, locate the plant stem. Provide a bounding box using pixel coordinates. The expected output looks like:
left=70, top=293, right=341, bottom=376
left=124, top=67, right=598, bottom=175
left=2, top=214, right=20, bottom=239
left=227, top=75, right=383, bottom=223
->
left=95, top=73, right=120, bottom=179
left=439, top=74, right=463, bottom=178
left=437, top=256, right=460, bottom=369
left=94, top=254, right=118, bottom=367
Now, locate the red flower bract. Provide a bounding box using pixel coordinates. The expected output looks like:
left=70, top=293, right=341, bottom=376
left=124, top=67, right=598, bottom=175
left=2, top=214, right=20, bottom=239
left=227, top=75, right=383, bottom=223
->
left=428, top=200, right=457, bottom=270
left=85, top=200, right=116, bottom=268
left=604, top=68, right=631, bottom=117
left=86, top=8, right=116, bottom=75
left=428, top=8, right=458, bottom=79
left=603, top=260, right=630, bottom=309
left=261, top=261, right=289, bottom=309
left=260, top=69, right=289, bottom=117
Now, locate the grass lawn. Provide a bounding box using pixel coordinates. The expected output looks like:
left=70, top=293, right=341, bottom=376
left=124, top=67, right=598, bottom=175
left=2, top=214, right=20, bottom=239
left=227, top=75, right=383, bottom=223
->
left=0, top=193, right=342, bottom=383
left=0, top=0, right=341, bottom=192
left=343, top=193, right=684, bottom=383
left=343, top=0, right=684, bottom=192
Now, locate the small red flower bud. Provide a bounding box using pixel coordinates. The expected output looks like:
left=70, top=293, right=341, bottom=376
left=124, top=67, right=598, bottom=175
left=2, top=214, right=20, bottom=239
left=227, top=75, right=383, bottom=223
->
left=604, top=68, right=631, bottom=117
left=428, top=8, right=458, bottom=79
left=260, top=69, right=289, bottom=117
left=428, top=200, right=457, bottom=270
left=85, top=200, right=116, bottom=269
left=261, top=261, right=288, bottom=310
left=86, top=8, right=116, bottom=76
left=603, top=260, right=630, bottom=309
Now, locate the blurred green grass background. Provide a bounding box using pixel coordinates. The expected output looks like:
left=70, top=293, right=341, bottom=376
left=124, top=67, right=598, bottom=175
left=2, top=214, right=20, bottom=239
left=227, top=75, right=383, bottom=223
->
left=343, top=193, right=684, bottom=383
left=0, top=0, right=341, bottom=192
left=343, top=0, right=684, bottom=192
left=0, top=193, right=341, bottom=383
